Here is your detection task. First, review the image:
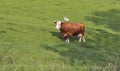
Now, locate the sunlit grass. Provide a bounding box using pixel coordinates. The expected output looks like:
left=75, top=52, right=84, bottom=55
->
left=0, top=0, right=120, bottom=71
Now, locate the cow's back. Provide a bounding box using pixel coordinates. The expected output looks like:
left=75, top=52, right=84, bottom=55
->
left=60, top=22, right=84, bottom=36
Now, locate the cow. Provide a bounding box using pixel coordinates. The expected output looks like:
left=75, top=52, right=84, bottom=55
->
left=54, top=20, right=86, bottom=43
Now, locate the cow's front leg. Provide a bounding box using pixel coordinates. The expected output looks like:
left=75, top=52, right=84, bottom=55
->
left=63, top=34, right=70, bottom=43
left=64, top=36, right=70, bottom=43
left=61, top=32, right=70, bottom=43
left=65, top=38, right=69, bottom=43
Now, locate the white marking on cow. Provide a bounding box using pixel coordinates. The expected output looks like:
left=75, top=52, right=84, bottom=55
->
left=55, top=21, right=62, bottom=30
left=63, top=34, right=67, bottom=37
left=78, top=34, right=82, bottom=37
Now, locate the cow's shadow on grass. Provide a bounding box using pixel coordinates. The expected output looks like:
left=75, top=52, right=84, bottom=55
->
left=85, top=9, right=120, bottom=32
left=50, top=31, right=79, bottom=42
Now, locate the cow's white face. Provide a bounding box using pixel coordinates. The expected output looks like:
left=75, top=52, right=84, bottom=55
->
left=55, top=21, right=62, bottom=30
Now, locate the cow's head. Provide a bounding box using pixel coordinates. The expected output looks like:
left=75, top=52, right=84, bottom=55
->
left=54, top=20, right=63, bottom=30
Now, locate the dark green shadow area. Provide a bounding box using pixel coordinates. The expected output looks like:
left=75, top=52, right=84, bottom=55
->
left=85, top=9, right=120, bottom=32
left=44, top=28, right=120, bottom=70
left=50, top=31, right=79, bottom=42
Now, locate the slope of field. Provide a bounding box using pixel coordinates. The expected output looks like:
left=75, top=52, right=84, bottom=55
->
left=0, top=0, right=120, bottom=71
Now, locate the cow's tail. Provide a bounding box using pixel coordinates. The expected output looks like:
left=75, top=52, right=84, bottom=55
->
left=83, top=25, right=86, bottom=38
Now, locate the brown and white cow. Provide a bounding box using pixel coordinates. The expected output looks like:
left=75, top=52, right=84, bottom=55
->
left=54, top=21, right=85, bottom=43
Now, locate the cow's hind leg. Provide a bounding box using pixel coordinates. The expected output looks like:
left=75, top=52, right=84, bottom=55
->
left=82, top=36, right=85, bottom=42
left=78, top=34, right=85, bottom=42
left=78, top=34, right=82, bottom=42
left=82, top=33, right=86, bottom=42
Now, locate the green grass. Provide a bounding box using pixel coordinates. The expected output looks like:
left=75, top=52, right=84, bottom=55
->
left=0, top=0, right=120, bottom=71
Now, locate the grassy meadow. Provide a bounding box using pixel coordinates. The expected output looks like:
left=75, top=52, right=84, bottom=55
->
left=0, top=0, right=120, bottom=71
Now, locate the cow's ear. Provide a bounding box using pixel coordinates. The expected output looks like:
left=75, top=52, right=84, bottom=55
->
left=54, top=20, right=57, bottom=24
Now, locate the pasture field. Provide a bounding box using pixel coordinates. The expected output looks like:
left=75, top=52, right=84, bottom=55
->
left=0, top=0, right=120, bottom=71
